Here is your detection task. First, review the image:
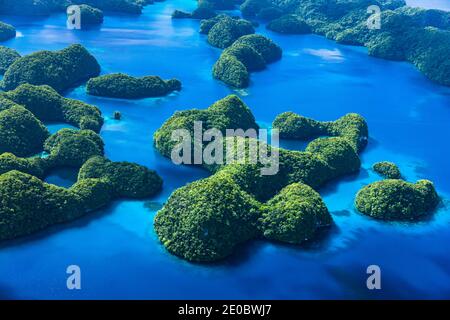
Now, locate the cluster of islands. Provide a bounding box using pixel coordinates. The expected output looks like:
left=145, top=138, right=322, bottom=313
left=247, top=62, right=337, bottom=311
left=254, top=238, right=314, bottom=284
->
left=0, top=0, right=447, bottom=262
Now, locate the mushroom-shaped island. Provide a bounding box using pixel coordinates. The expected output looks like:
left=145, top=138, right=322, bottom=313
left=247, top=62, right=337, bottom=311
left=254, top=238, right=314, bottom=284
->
left=373, top=161, right=402, bottom=179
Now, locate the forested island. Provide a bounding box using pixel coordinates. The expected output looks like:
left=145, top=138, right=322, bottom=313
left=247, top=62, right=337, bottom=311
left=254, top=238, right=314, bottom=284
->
left=0, top=21, right=16, bottom=42
left=0, top=50, right=163, bottom=241
left=86, top=73, right=182, bottom=99
left=172, top=0, right=449, bottom=87
left=354, top=162, right=439, bottom=220
left=153, top=95, right=369, bottom=262
left=242, top=0, right=450, bottom=86
left=373, top=161, right=402, bottom=179
left=0, top=46, right=20, bottom=74
left=355, top=179, right=439, bottom=221
left=1, top=44, right=100, bottom=92
left=213, top=34, right=282, bottom=88
left=0, top=0, right=445, bottom=263
left=0, top=0, right=154, bottom=15
left=196, top=14, right=283, bottom=88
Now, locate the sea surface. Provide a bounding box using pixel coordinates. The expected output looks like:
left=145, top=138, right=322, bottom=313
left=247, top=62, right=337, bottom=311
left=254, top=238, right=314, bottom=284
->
left=0, top=0, right=449, bottom=299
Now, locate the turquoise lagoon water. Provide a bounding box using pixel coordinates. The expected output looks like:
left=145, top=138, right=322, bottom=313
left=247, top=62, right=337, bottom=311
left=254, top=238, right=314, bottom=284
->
left=0, top=0, right=450, bottom=299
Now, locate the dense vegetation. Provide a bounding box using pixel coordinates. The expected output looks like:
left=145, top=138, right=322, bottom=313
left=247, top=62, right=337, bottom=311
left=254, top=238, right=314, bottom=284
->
left=0, top=152, right=44, bottom=177
left=261, top=183, right=331, bottom=244
left=78, top=156, right=163, bottom=198
left=172, top=7, right=216, bottom=20
left=373, top=161, right=402, bottom=179
left=0, top=105, right=49, bottom=157
left=86, top=73, right=182, bottom=99
left=0, top=83, right=163, bottom=241
left=79, top=4, right=104, bottom=25
left=154, top=96, right=368, bottom=261
left=198, top=0, right=242, bottom=10
left=0, top=160, right=162, bottom=240
left=1, top=44, right=101, bottom=92
left=44, top=129, right=104, bottom=167
left=273, top=111, right=368, bottom=152
left=201, top=15, right=255, bottom=49
left=246, top=0, right=450, bottom=87
left=0, top=46, right=20, bottom=74
left=78, top=0, right=146, bottom=14
left=0, top=0, right=149, bottom=15
left=2, top=84, right=103, bottom=132
left=267, top=14, right=311, bottom=34
left=355, top=179, right=440, bottom=220
left=155, top=170, right=262, bottom=261
left=0, top=21, right=15, bottom=42
left=213, top=34, right=283, bottom=88
left=154, top=94, right=258, bottom=158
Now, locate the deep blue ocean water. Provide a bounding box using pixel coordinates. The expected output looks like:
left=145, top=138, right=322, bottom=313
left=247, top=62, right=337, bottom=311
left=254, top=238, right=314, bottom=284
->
left=0, top=0, right=449, bottom=299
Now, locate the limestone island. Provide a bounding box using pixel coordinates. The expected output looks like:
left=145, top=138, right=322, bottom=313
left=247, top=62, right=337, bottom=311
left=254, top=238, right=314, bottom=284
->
left=0, top=0, right=150, bottom=15
left=172, top=7, right=216, bottom=20
left=213, top=34, right=283, bottom=88
left=243, top=0, right=450, bottom=87
left=86, top=73, right=182, bottom=99
left=0, top=46, right=20, bottom=74
left=198, top=0, right=240, bottom=11
left=201, top=15, right=255, bottom=49
left=0, top=104, right=50, bottom=157
left=79, top=4, right=104, bottom=26
left=0, top=21, right=16, bottom=42
left=153, top=95, right=369, bottom=262
left=355, top=179, right=440, bottom=221
left=2, top=83, right=104, bottom=132
left=0, top=81, right=163, bottom=241
left=373, top=161, right=402, bottom=179
left=1, top=44, right=101, bottom=92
